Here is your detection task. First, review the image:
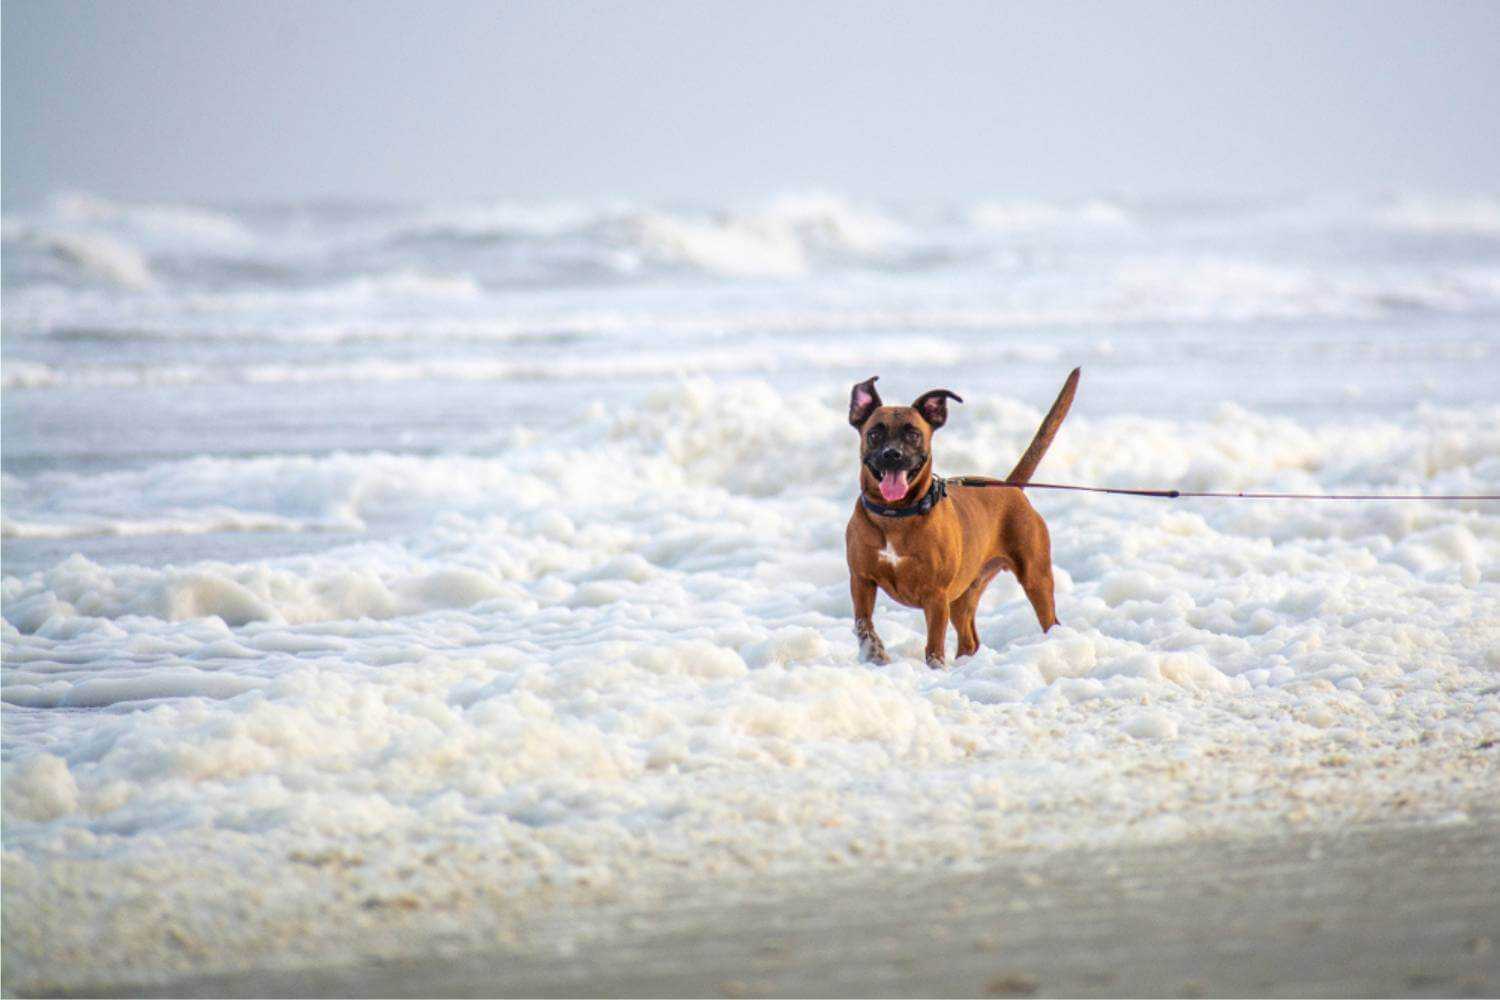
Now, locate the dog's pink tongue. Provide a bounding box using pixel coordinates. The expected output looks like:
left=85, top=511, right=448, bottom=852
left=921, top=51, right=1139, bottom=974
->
left=879, top=470, right=909, bottom=502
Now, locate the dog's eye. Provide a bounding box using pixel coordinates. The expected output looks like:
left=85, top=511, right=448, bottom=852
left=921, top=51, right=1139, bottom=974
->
left=901, top=427, right=920, bottom=443
left=866, top=428, right=885, bottom=445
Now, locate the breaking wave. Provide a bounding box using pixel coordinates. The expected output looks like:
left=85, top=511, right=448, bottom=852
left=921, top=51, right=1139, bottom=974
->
left=52, top=192, right=255, bottom=248
left=2, top=225, right=159, bottom=290
left=7, top=190, right=1500, bottom=298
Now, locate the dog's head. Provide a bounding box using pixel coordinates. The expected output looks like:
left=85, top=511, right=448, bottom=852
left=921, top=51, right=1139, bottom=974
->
left=848, top=376, right=962, bottom=503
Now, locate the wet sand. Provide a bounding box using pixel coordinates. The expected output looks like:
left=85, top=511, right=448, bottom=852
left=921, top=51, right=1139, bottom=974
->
left=48, top=817, right=1499, bottom=999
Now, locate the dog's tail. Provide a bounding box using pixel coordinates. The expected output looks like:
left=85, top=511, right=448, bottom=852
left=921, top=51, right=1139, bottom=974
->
left=1005, top=367, right=1080, bottom=485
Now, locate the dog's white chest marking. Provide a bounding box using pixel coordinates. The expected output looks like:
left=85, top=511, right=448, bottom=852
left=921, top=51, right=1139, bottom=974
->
left=878, top=540, right=904, bottom=567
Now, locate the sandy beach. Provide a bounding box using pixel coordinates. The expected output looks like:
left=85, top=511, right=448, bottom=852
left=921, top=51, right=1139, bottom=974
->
left=38, top=816, right=1497, bottom=998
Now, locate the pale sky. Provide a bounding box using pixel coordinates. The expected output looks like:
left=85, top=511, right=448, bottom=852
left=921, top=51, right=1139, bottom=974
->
left=4, top=0, right=1498, bottom=207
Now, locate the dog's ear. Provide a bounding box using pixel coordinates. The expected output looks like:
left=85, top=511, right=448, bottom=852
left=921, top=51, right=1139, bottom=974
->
left=911, top=389, right=963, bottom=430
left=849, top=376, right=882, bottom=427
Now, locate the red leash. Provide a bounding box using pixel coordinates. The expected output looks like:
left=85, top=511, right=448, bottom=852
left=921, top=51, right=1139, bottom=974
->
left=948, top=477, right=1499, bottom=502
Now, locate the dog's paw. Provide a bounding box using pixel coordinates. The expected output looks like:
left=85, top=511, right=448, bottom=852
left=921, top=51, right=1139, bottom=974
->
left=925, top=654, right=947, bottom=670
left=858, top=636, right=890, bottom=665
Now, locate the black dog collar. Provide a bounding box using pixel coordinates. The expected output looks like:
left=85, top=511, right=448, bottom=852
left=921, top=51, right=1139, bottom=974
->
left=860, top=476, right=947, bottom=518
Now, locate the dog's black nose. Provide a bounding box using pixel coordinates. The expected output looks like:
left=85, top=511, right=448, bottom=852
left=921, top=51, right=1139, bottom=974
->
left=879, top=447, right=902, bottom=466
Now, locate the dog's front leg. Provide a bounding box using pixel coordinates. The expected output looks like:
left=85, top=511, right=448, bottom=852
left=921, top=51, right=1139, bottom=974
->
left=922, top=597, right=950, bottom=669
left=850, top=576, right=889, bottom=664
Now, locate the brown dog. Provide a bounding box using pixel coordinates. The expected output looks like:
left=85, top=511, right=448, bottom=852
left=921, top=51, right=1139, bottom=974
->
left=844, top=369, right=1080, bottom=667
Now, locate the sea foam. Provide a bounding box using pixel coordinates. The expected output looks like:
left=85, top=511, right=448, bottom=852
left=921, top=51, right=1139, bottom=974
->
left=4, top=191, right=1499, bottom=991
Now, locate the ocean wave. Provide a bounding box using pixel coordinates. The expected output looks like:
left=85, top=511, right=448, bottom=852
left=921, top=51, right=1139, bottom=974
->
left=52, top=191, right=255, bottom=248
left=1109, top=256, right=1500, bottom=320
left=581, top=195, right=905, bottom=278
left=7, top=191, right=1500, bottom=301
left=970, top=198, right=1134, bottom=232
left=2, top=226, right=158, bottom=290
left=377, top=193, right=907, bottom=277
left=0, top=192, right=268, bottom=291
left=8, top=251, right=1500, bottom=352
left=0, top=337, right=974, bottom=389
left=387, top=199, right=618, bottom=243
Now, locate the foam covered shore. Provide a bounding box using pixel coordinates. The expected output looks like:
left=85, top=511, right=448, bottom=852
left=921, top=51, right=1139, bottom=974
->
left=4, top=382, right=1498, bottom=991
left=69, top=820, right=1500, bottom=998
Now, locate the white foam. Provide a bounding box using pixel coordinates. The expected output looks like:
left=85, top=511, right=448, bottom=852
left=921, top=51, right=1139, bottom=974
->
left=1122, top=710, right=1180, bottom=740
left=1, top=754, right=79, bottom=822
left=2, top=508, right=353, bottom=540
left=5, top=190, right=1500, bottom=989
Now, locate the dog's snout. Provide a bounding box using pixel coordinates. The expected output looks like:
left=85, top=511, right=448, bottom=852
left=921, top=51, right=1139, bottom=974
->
left=879, top=447, right=902, bottom=467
